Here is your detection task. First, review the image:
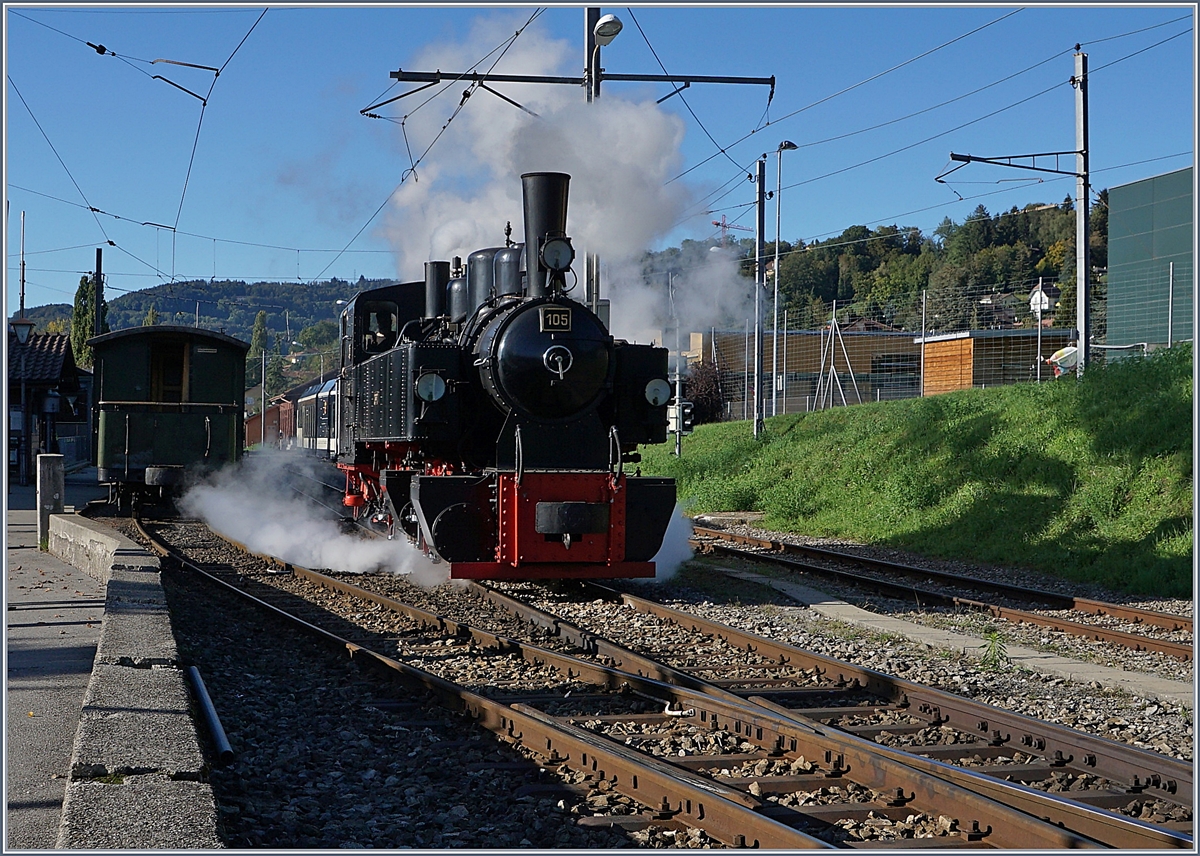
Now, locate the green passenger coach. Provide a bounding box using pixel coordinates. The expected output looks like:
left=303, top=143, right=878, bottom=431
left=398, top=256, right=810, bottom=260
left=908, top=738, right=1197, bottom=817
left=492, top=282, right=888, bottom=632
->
left=89, top=325, right=249, bottom=503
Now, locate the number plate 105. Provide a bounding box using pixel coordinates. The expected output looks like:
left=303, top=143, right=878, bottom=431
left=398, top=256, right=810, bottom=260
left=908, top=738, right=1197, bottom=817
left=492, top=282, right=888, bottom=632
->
left=539, top=306, right=572, bottom=333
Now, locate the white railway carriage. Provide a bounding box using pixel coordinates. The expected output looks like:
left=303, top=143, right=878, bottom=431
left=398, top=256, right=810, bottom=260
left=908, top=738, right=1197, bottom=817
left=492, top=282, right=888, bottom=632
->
left=295, top=378, right=338, bottom=457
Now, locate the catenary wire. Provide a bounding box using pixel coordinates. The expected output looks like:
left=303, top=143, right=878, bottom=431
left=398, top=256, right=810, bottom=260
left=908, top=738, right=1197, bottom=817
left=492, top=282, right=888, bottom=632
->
left=670, top=14, right=1191, bottom=199
left=169, top=7, right=269, bottom=279
left=7, top=184, right=396, bottom=254
left=7, top=75, right=115, bottom=247
left=672, top=16, right=1192, bottom=238
left=310, top=8, right=543, bottom=283
left=667, top=8, right=1024, bottom=185
left=772, top=27, right=1192, bottom=200
left=626, top=8, right=749, bottom=175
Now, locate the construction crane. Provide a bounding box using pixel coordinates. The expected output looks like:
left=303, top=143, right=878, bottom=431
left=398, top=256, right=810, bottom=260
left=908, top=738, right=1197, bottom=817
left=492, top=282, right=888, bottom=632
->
left=710, top=213, right=753, bottom=248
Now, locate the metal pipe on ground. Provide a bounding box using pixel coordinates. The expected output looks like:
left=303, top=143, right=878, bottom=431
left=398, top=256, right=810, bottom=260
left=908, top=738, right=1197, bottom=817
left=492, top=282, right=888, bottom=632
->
left=187, top=665, right=234, bottom=766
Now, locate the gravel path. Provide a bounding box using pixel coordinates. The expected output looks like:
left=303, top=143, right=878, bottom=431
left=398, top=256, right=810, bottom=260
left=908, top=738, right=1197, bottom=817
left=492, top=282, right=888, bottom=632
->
left=692, top=522, right=1194, bottom=686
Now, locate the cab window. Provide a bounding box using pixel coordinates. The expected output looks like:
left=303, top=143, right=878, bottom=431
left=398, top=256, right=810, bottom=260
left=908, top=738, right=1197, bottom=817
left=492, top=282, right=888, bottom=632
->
left=361, top=301, right=399, bottom=354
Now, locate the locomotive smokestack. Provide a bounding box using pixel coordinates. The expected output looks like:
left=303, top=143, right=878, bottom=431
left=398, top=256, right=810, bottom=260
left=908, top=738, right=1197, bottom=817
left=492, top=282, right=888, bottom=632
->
left=424, top=260, right=450, bottom=319
left=521, top=172, right=570, bottom=298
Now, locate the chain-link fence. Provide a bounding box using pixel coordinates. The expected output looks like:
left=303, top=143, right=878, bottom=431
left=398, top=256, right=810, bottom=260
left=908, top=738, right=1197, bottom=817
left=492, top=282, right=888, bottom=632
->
left=699, top=272, right=1188, bottom=420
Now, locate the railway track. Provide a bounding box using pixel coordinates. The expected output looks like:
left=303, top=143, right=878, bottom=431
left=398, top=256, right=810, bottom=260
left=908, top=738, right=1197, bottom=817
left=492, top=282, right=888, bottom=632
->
left=691, top=527, right=1193, bottom=661
left=126, top=513, right=1191, bottom=848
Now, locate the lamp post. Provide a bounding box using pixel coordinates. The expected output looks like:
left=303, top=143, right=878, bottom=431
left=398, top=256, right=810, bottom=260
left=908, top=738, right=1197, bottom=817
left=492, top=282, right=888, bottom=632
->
left=585, top=10, right=622, bottom=103
left=12, top=317, right=35, bottom=486
left=752, top=157, right=766, bottom=439
left=584, top=10, right=622, bottom=314
left=772, top=141, right=797, bottom=417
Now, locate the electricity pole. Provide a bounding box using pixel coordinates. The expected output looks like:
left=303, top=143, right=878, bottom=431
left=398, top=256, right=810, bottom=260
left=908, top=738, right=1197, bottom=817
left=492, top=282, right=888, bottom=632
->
left=94, top=247, right=103, bottom=336
left=1073, top=51, right=1089, bottom=377
left=939, top=50, right=1090, bottom=375
left=753, top=157, right=766, bottom=439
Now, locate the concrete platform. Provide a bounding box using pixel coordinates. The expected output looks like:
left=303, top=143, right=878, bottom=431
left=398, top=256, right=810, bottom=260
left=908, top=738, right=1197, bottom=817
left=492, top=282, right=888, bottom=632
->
left=58, top=775, right=221, bottom=849
left=6, top=469, right=222, bottom=849
left=6, top=473, right=108, bottom=849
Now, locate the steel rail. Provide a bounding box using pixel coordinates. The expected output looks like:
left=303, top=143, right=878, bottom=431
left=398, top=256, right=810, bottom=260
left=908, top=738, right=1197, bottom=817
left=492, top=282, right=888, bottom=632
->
left=694, top=526, right=1192, bottom=633
left=174, top=516, right=1191, bottom=844
left=137, top=511, right=1192, bottom=817
left=693, top=531, right=1192, bottom=659
left=475, top=581, right=1193, bottom=846
left=133, top=517, right=832, bottom=849
left=135, top=519, right=1132, bottom=848
left=292, top=569, right=1179, bottom=848
left=591, top=585, right=1193, bottom=810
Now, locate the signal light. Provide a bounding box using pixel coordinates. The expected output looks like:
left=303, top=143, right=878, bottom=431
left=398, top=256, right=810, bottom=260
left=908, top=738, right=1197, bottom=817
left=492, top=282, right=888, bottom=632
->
left=667, top=400, right=694, bottom=435
left=679, top=400, right=694, bottom=435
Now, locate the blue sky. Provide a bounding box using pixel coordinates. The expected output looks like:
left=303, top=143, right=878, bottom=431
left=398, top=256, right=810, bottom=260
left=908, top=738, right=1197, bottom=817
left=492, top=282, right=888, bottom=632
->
left=4, top=4, right=1195, bottom=315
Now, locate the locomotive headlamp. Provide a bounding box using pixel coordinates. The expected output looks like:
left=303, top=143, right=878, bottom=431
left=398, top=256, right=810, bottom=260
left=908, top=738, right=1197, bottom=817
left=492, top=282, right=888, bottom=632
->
left=414, top=372, right=446, bottom=402
left=539, top=236, right=575, bottom=272
left=644, top=378, right=671, bottom=406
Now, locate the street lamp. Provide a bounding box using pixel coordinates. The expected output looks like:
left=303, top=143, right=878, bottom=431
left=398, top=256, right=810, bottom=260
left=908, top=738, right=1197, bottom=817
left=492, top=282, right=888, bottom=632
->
left=594, top=13, right=622, bottom=45
left=772, top=140, right=797, bottom=417
left=12, top=317, right=35, bottom=486
left=587, top=11, right=623, bottom=101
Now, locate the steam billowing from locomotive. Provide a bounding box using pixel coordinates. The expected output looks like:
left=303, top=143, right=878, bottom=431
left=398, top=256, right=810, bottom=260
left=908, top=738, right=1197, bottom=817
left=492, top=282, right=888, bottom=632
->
left=324, top=171, right=677, bottom=580
left=378, top=15, right=736, bottom=346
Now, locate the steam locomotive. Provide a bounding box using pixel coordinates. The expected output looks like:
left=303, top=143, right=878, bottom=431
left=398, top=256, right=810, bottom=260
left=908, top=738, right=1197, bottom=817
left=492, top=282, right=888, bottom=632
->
left=332, top=172, right=676, bottom=579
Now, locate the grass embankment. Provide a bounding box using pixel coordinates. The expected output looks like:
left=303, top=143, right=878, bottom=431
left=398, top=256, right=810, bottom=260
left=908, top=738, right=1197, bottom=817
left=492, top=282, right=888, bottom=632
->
left=642, top=345, right=1193, bottom=598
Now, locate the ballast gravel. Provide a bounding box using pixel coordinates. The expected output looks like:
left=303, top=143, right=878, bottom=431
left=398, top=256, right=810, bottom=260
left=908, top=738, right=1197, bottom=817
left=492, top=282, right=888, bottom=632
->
left=694, top=523, right=1193, bottom=685
left=159, top=566, right=659, bottom=849
left=104, top=511, right=1192, bottom=847
left=619, top=571, right=1193, bottom=763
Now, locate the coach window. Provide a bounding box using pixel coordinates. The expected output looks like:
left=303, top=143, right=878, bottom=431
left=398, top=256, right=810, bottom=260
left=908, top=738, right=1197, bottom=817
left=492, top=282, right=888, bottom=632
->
left=151, top=342, right=188, bottom=402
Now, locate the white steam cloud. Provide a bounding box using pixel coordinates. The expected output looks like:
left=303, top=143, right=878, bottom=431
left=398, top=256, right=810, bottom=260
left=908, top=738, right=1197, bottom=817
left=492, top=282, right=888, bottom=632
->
left=650, top=503, right=695, bottom=581
left=379, top=11, right=754, bottom=345
left=180, top=450, right=446, bottom=586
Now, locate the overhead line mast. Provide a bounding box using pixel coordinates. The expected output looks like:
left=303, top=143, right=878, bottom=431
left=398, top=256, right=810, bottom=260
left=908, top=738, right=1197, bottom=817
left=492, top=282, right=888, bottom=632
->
left=937, top=50, right=1090, bottom=377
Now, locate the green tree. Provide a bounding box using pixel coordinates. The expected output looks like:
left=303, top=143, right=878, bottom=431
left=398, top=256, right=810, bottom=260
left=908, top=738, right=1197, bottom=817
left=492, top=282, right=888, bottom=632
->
left=946, top=205, right=994, bottom=263
left=1089, top=188, right=1108, bottom=269
left=246, top=310, right=270, bottom=387
left=925, top=263, right=972, bottom=332
left=70, top=274, right=108, bottom=368
left=265, top=342, right=286, bottom=397
left=142, top=304, right=159, bottom=326
left=297, top=319, right=338, bottom=351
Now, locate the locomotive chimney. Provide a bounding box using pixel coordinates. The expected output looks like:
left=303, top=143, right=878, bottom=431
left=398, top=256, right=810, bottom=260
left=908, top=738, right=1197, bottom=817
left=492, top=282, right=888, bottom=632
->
left=424, top=260, right=450, bottom=319
left=521, top=172, right=570, bottom=298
